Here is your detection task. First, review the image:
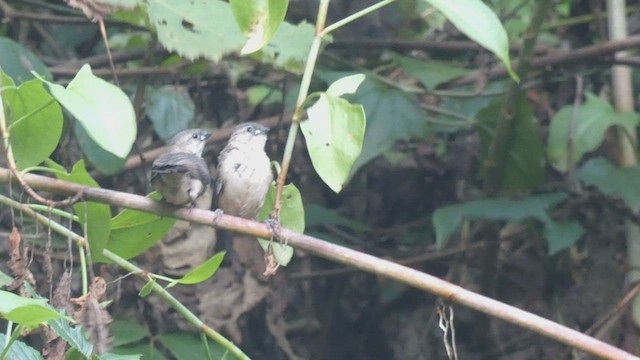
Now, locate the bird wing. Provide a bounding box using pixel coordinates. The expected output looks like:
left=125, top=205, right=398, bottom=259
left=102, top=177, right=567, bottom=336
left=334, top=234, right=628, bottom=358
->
left=151, top=152, right=210, bottom=185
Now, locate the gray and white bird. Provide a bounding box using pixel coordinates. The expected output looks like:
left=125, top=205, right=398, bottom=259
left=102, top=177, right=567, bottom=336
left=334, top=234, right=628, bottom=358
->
left=215, top=122, right=272, bottom=218
left=151, top=129, right=212, bottom=206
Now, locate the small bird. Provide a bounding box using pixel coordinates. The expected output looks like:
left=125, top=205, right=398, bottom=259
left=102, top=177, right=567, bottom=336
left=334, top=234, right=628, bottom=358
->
left=216, top=122, right=273, bottom=218
left=151, top=129, right=212, bottom=206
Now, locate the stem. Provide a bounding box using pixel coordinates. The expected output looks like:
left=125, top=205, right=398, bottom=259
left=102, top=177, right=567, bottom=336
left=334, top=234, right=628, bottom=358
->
left=26, top=204, right=78, bottom=222
left=103, top=249, right=249, bottom=360
left=321, top=0, right=397, bottom=36
left=78, top=245, right=88, bottom=296
left=0, top=193, right=248, bottom=359
left=272, top=0, right=329, bottom=219
left=483, top=0, right=551, bottom=192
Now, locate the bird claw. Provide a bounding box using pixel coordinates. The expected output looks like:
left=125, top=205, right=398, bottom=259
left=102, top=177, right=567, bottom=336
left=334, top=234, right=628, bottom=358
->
left=212, top=208, right=224, bottom=226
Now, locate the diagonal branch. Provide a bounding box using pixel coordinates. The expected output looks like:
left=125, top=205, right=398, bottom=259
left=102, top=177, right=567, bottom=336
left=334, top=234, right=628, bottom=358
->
left=0, top=167, right=636, bottom=360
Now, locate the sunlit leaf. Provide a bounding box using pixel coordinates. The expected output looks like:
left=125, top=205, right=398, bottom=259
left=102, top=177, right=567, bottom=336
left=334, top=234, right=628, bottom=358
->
left=2, top=72, right=63, bottom=169
left=41, top=64, right=136, bottom=159
left=301, top=74, right=366, bottom=192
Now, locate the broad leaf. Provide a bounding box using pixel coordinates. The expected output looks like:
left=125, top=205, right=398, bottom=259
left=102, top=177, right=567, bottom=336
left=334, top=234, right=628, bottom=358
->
left=577, top=157, right=640, bottom=208
left=2, top=72, right=63, bottom=169
left=42, top=64, right=136, bottom=159
left=106, top=192, right=176, bottom=260
left=301, top=74, right=366, bottom=192
left=49, top=160, right=112, bottom=262
left=433, top=192, right=584, bottom=254
left=548, top=93, right=639, bottom=173
left=422, top=0, right=517, bottom=80
left=147, top=85, right=195, bottom=141
left=0, top=37, right=51, bottom=84
left=0, top=290, right=71, bottom=329
left=231, top=0, right=289, bottom=54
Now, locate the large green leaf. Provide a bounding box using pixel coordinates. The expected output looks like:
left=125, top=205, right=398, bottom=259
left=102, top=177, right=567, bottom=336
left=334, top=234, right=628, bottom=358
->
left=422, top=0, right=517, bottom=80
left=105, top=192, right=176, bottom=260
left=2, top=72, right=63, bottom=170
left=0, top=37, right=51, bottom=84
left=74, top=120, right=127, bottom=175
left=255, top=20, right=314, bottom=73
left=49, top=160, right=112, bottom=262
left=257, top=183, right=304, bottom=266
left=301, top=74, right=366, bottom=192
left=577, top=157, right=640, bottom=208
left=42, top=64, right=136, bottom=159
left=147, top=85, right=195, bottom=141
left=330, top=75, right=428, bottom=174
left=548, top=93, right=639, bottom=173
left=230, top=0, right=289, bottom=54
left=477, top=95, right=545, bottom=193
left=148, top=0, right=245, bottom=61
left=0, top=290, right=71, bottom=329
left=433, top=192, right=584, bottom=254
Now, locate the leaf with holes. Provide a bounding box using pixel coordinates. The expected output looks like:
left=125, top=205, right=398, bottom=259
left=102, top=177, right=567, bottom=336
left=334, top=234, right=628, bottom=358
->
left=301, top=74, right=366, bottom=192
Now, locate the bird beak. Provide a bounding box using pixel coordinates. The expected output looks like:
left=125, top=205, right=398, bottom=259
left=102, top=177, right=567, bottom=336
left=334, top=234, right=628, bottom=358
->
left=200, top=131, right=212, bottom=141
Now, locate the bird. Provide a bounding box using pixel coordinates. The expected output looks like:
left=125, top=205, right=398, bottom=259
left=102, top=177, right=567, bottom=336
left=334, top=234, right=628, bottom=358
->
left=151, top=129, right=212, bottom=206
left=215, top=122, right=273, bottom=218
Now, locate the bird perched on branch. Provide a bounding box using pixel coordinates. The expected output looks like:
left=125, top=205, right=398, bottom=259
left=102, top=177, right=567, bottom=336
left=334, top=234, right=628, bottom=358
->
left=215, top=122, right=273, bottom=218
left=151, top=129, right=212, bottom=206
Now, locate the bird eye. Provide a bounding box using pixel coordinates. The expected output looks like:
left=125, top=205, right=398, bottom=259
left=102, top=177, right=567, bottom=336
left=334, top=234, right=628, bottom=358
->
left=192, top=133, right=198, bottom=139
left=246, top=126, right=254, bottom=134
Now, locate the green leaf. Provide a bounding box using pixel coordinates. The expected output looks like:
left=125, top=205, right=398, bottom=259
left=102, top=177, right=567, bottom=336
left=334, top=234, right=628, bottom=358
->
left=41, top=64, right=136, bottom=159
left=0, top=37, right=52, bottom=84
left=74, top=121, right=127, bottom=175
left=148, top=0, right=245, bottom=61
left=318, top=73, right=427, bottom=175
left=0, top=333, right=43, bottom=360
left=158, top=333, right=227, bottom=360
left=2, top=73, right=63, bottom=170
left=477, top=95, right=545, bottom=193
left=111, top=319, right=150, bottom=347
left=147, top=86, right=195, bottom=141
left=257, top=183, right=304, bottom=266
left=48, top=160, right=112, bottom=262
left=547, top=93, right=639, bottom=173
left=172, top=252, right=226, bottom=285
left=577, top=157, right=640, bottom=208
left=422, top=0, right=517, bottom=81
left=432, top=192, right=584, bottom=254
left=0, top=290, right=71, bottom=328
left=138, top=279, right=155, bottom=297
left=255, top=20, right=314, bottom=73
left=396, top=55, right=471, bottom=91
left=301, top=75, right=366, bottom=192
left=48, top=318, right=94, bottom=357
left=230, top=0, right=289, bottom=55
left=105, top=192, right=176, bottom=260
